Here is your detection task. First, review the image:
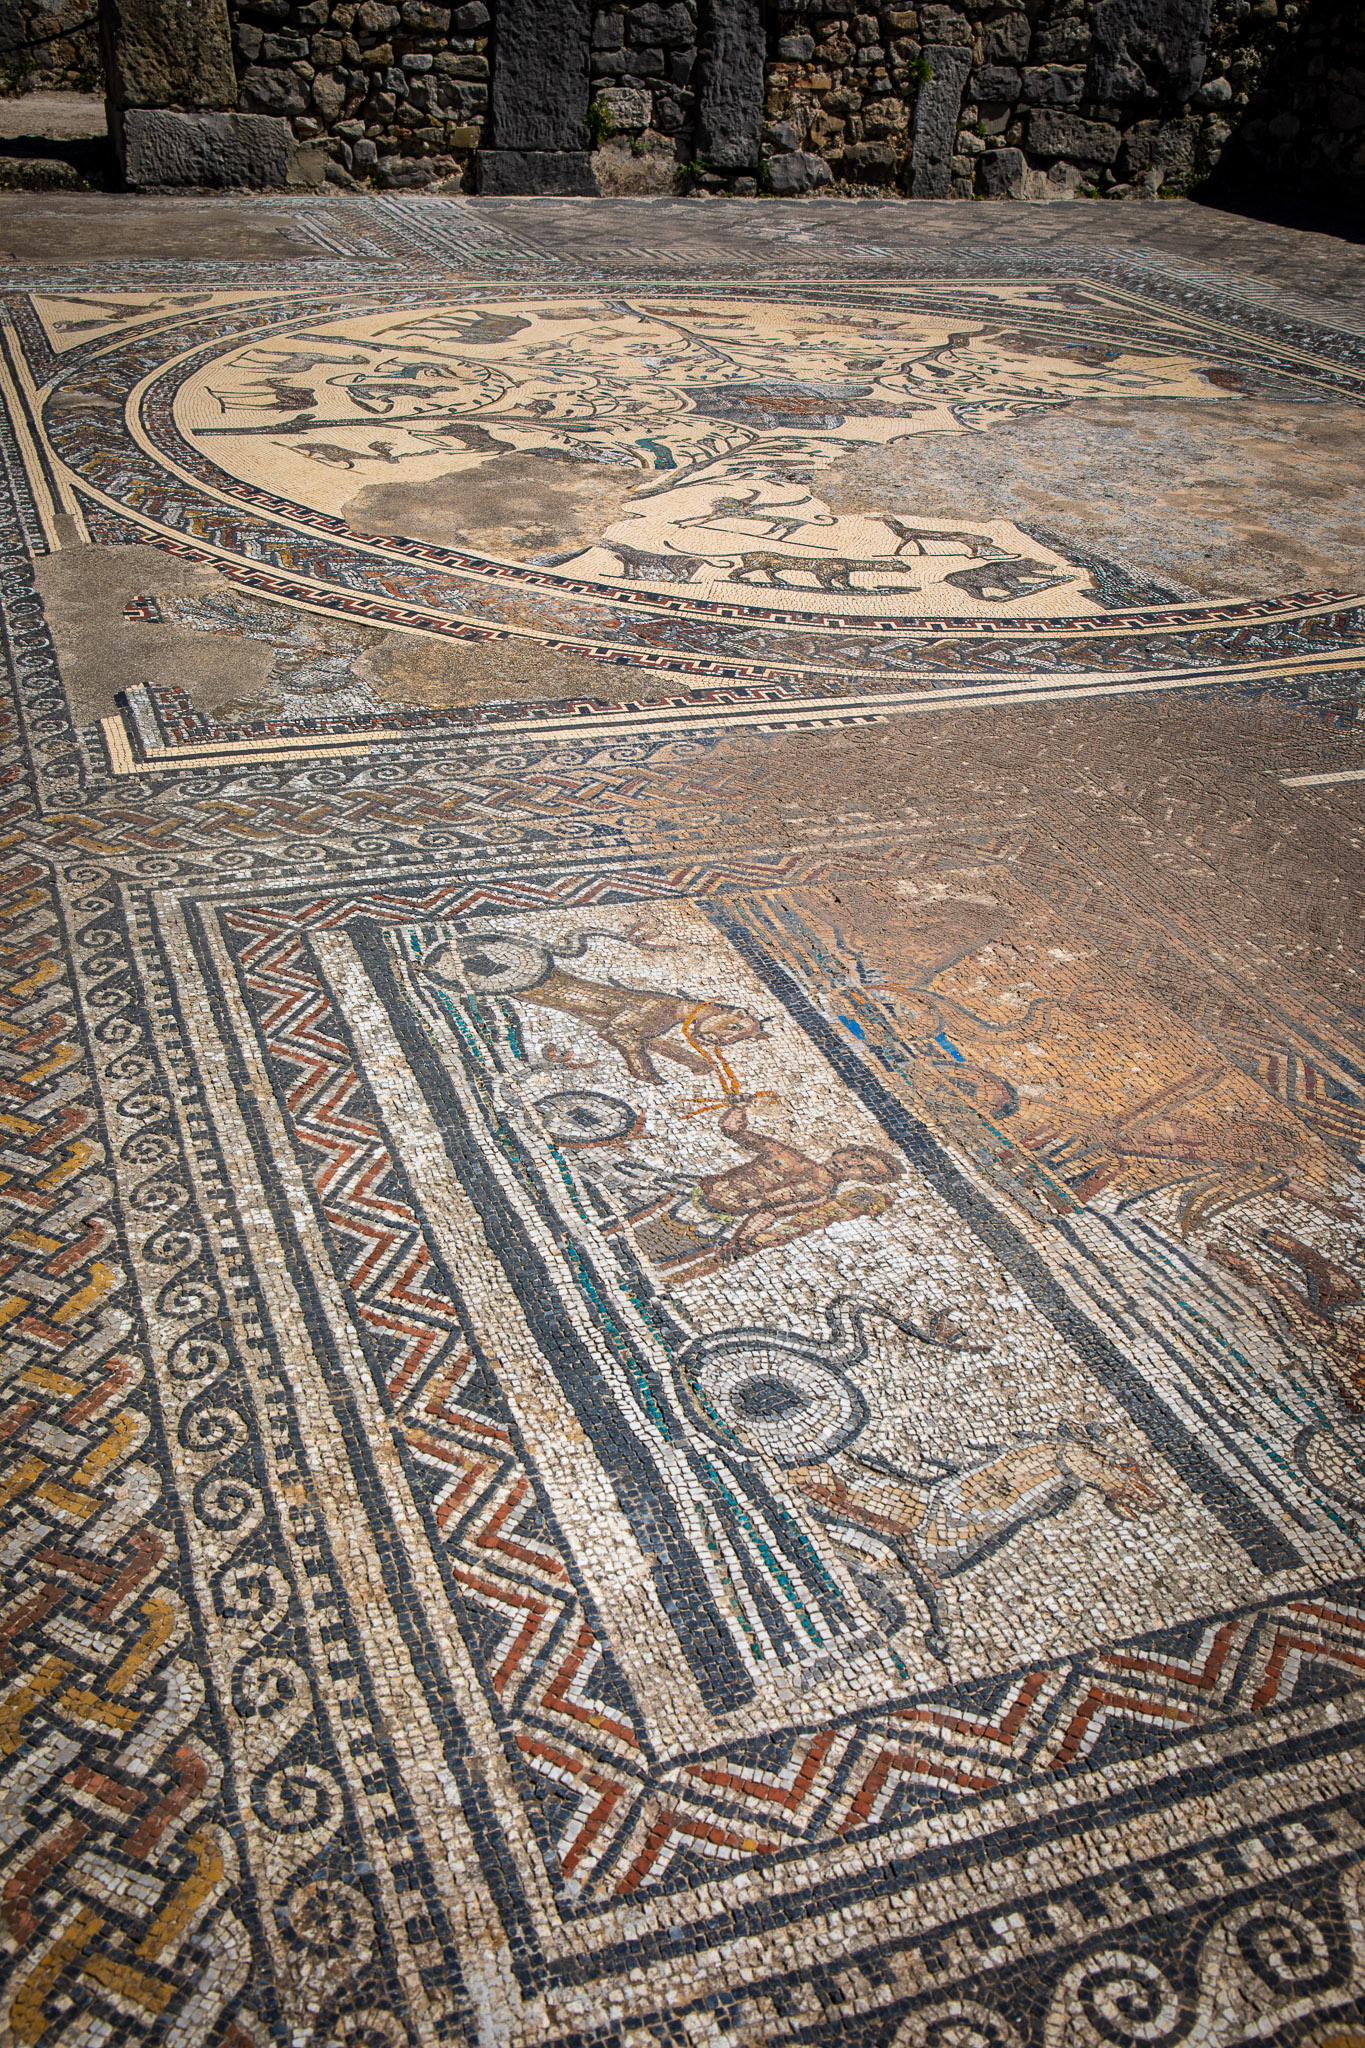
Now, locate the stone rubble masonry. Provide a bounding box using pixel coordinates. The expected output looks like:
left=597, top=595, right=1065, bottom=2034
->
left=0, top=0, right=1352, bottom=204
left=103, top=0, right=237, bottom=110
left=0, top=0, right=100, bottom=90
left=753, top=0, right=1316, bottom=203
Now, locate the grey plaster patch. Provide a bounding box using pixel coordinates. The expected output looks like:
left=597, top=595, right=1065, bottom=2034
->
left=0, top=193, right=321, bottom=259
left=37, top=534, right=630, bottom=724
left=820, top=398, right=1365, bottom=600
left=341, top=451, right=641, bottom=561
left=34, top=543, right=280, bottom=723
left=357, top=630, right=635, bottom=707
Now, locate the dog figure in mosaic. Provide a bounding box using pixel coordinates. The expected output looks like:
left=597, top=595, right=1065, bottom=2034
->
left=578, top=540, right=729, bottom=584
left=420, top=925, right=769, bottom=1085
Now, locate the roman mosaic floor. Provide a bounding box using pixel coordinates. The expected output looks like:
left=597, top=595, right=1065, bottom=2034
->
left=0, top=190, right=1363, bottom=2048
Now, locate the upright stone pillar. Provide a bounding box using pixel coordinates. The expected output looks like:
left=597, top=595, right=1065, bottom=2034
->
left=909, top=43, right=971, bottom=196
left=694, top=0, right=764, bottom=173
left=477, top=0, right=598, bottom=194
left=101, top=0, right=316, bottom=186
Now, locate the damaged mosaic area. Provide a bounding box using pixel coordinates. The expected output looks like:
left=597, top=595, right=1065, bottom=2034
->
left=0, top=224, right=1362, bottom=2048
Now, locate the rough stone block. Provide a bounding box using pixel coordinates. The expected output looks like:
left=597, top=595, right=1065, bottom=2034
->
left=376, top=152, right=433, bottom=183
left=1118, top=113, right=1200, bottom=176
left=101, top=0, right=237, bottom=110
left=695, top=0, right=764, bottom=170
left=1088, top=0, right=1212, bottom=104
left=765, top=147, right=832, bottom=192
left=476, top=147, right=599, bottom=192
left=1027, top=107, right=1123, bottom=163
left=489, top=0, right=592, bottom=150
left=919, top=7, right=969, bottom=41
left=841, top=138, right=898, bottom=179
left=627, top=2, right=692, bottom=47
left=311, top=72, right=346, bottom=121
left=117, top=106, right=319, bottom=184
left=977, top=143, right=1025, bottom=194
left=598, top=84, right=652, bottom=131
left=971, top=64, right=1020, bottom=101
left=909, top=41, right=971, bottom=196
left=1022, top=65, right=1085, bottom=105
left=982, top=15, right=1030, bottom=64
left=239, top=64, right=309, bottom=114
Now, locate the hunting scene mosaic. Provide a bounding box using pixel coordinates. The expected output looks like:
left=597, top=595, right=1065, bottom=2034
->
left=10, top=274, right=1365, bottom=769
left=0, top=224, right=1361, bottom=2048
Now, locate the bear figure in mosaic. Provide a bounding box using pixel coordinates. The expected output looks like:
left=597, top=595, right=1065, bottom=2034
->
left=420, top=924, right=770, bottom=1083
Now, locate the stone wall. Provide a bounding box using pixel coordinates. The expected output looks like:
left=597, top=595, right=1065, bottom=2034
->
left=2, top=0, right=1353, bottom=211
left=1207, top=0, right=1365, bottom=212
left=223, top=0, right=1314, bottom=199
left=231, top=0, right=489, bottom=186
left=755, top=0, right=1289, bottom=201
left=0, top=0, right=101, bottom=93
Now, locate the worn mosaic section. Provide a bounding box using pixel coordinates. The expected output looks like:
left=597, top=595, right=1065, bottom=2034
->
left=0, top=245, right=1361, bottom=2048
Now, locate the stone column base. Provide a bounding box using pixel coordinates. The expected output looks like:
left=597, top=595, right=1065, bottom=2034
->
left=476, top=149, right=599, bottom=195
left=114, top=108, right=325, bottom=189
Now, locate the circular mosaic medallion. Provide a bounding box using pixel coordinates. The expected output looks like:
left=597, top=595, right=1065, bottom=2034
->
left=36, top=279, right=1365, bottom=751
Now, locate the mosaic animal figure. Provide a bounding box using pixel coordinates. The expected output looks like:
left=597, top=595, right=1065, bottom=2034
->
left=941, top=556, right=1072, bottom=601
left=672, top=491, right=840, bottom=545
left=1211, top=1230, right=1365, bottom=1413
left=878, top=517, right=1011, bottom=560
left=420, top=926, right=768, bottom=1084
left=789, top=1424, right=1163, bottom=1654
left=579, top=540, right=723, bottom=583
left=726, top=550, right=924, bottom=593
